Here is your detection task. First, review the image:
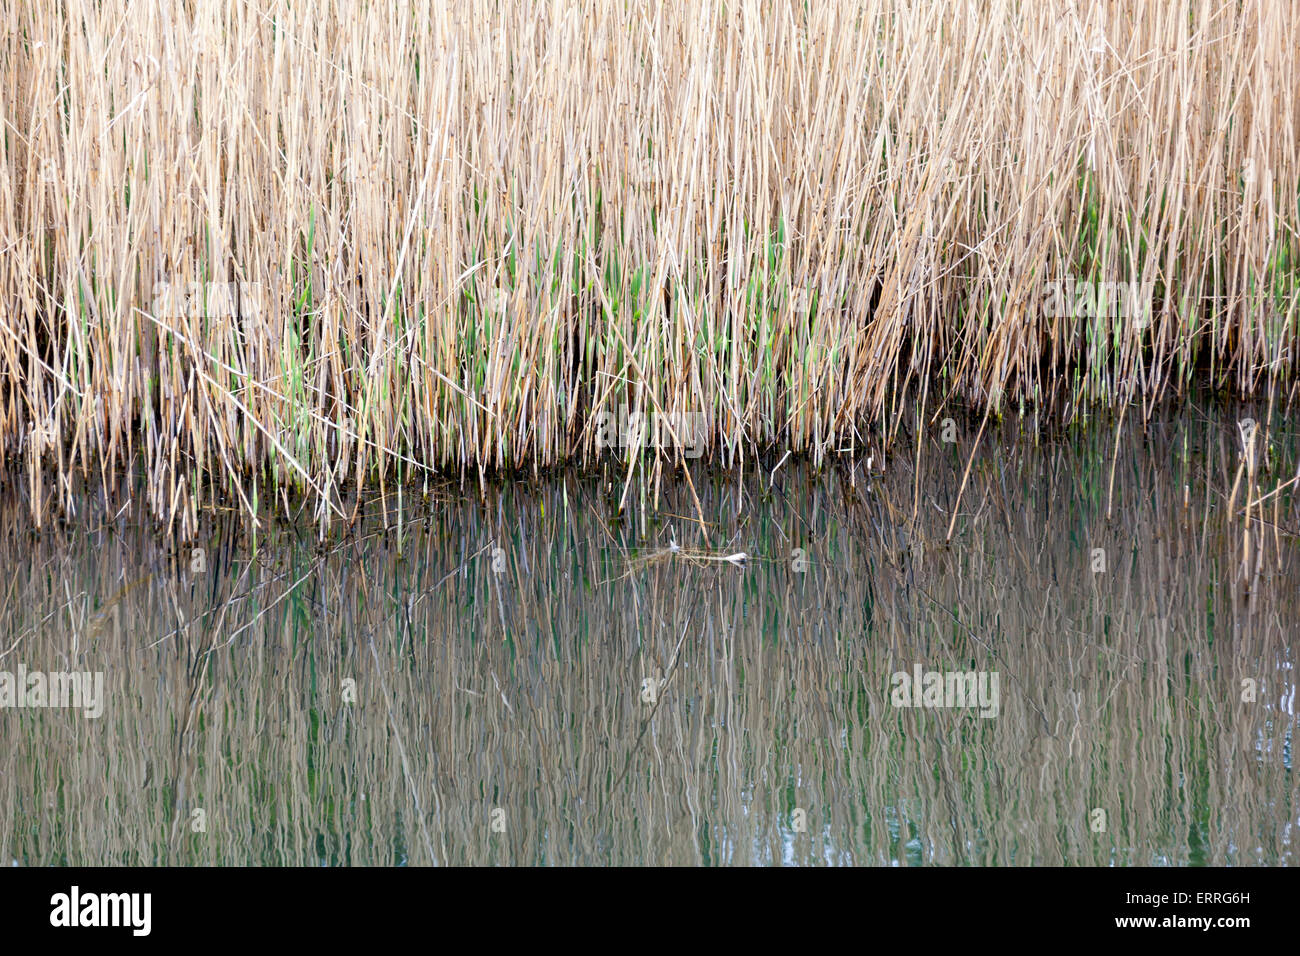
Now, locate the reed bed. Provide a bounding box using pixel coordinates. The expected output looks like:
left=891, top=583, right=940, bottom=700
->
left=2, top=0, right=1298, bottom=529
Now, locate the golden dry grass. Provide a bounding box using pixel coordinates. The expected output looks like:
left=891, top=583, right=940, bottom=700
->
left=2, top=0, right=1298, bottom=528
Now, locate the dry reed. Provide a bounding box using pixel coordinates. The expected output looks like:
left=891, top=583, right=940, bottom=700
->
left=2, top=0, right=1298, bottom=528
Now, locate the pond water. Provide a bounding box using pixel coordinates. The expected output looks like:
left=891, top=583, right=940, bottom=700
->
left=1, top=400, right=1296, bottom=865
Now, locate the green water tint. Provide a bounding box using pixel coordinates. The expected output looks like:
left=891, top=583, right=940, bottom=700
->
left=0, top=400, right=1296, bottom=865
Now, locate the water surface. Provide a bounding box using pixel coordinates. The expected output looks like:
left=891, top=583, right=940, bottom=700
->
left=1, top=402, right=1297, bottom=865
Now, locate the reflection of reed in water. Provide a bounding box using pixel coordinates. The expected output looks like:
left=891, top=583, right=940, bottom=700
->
left=0, top=403, right=1296, bottom=865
